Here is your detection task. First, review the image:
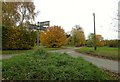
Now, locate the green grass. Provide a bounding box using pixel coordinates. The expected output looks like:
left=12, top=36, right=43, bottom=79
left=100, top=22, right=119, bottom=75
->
left=75, top=47, right=119, bottom=60
left=2, top=48, right=117, bottom=80
left=0, top=46, right=67, bottom=55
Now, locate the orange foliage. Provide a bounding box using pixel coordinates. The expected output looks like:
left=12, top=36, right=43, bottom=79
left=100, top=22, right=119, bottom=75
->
left=96, top=34, right=105, bottom=46
left=40, top=26, right=67, bottom=48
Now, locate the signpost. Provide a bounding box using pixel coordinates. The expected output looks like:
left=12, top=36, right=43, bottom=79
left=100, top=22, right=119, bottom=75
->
left=28, top=21, right=50, bottom=47
left=40, top=21, right=50, bottom=26
left=37, top=21, right=50, bottom=47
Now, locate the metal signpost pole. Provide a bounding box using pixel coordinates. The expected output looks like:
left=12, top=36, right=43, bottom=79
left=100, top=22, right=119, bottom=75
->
left=36, top=21, right=50, bottom=47
left=29, top=21, right=49, bottom=47
left=37, top=22, right=40, bottom=47
left=37, top=30, right=39, bottom=47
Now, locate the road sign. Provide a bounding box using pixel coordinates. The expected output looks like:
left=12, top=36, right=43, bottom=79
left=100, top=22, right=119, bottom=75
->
left=40, top=21, right=50, bottom=26
left=28, top=21, right=50, bottom=47
left=29, top=24, right=37, bottom=30
left=39, top=26, right=47, bottom=31
left=29, top=25, right=47, bottom=30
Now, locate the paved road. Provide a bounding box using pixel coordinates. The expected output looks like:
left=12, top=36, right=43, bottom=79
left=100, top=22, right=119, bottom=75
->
left=50, top=47, right=119, bottom=74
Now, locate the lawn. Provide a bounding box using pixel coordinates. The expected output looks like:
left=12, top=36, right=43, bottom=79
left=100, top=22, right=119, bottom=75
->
left=75, top=47, right=119, bottom=61
left=2, top=48, right=117, bottom=80
left=0, top=46, right=67, bottom=55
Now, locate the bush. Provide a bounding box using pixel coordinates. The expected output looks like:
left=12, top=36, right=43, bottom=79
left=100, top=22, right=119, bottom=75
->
left=2, top=26, right=36, bottom=50
left=86, top=40, right=94, bottom=47
left=107, top=40, right=118, bottom=47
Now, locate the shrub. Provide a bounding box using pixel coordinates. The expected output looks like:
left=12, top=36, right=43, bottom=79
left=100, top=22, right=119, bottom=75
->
left=86, top=40, right=94, bottom=47
left=107, top=40, right=118, bottom=47
left=2, top=26, right=36, bottom=50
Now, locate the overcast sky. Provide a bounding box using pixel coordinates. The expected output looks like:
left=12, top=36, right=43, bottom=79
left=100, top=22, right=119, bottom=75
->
left=34, top=0, right=119, bottom=40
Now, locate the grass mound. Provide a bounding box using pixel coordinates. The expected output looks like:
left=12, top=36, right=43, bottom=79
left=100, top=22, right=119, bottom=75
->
left=2, top=48, right=116, bottom=80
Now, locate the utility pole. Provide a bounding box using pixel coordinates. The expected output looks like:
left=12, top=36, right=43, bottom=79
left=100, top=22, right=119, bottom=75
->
left=93, top=13, right=97, bottom=50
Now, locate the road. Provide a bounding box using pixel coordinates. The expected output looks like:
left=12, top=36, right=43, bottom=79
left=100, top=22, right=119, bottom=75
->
left=50, top=47, right=119, bottom=74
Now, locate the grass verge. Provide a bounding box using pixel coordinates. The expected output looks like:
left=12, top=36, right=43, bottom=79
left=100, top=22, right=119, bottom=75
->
left=2, top=48, right=118, bottom=80
left=75, top=47, right=119, bottom=61
left=0, top=46, right=67, bottom=55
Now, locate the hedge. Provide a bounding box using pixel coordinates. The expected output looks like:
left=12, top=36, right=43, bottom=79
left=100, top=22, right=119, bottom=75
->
left=2, top=26, right=36, bottom=50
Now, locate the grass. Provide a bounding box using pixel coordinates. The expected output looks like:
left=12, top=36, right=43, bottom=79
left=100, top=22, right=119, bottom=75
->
left=75, top=47, right=119, bottom=61
left=2, top=48, right=117, bottom=80
left=0, top=46, right=67, bottom=55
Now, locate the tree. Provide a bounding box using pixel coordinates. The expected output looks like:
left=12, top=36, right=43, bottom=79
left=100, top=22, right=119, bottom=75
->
left=40, top=26, right=67, bottom=48
left=2, top=1, right=38, bottom=27
left=2, top=2, right=20, bottom=27
left=71, top=25, right=86, bottom=46
left=96, top=35, right=104, bottom=46
left=86, top=33, right=105, bottom=47
left=86, top=33, right=94, bottom=47
left=17, top=2, right=39, bottom=27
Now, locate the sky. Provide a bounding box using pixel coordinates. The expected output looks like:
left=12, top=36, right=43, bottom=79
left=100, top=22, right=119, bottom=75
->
left=34, top=0, right=119, bottom=40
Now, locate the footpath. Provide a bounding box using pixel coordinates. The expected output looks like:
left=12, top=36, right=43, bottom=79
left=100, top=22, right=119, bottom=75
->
left=50, top=48, right=119, bottom=74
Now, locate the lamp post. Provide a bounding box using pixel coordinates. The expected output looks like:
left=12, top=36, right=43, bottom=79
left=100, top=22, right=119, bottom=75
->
left=93, top=13, right=97, bottom=50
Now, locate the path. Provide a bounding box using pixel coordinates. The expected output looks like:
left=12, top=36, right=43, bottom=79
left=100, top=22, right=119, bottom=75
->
left=50, top=47, right=119, bottom=74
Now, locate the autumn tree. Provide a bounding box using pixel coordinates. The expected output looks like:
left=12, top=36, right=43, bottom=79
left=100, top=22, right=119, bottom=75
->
left=2, top=1, right=38, bottom=27
left=96, top=35, right=104, bottom=46
left=40, top=26, right=67, bottom=48
left=2, top=2, right=20, bottom=27
left=71, top=25, right=86, bottom=46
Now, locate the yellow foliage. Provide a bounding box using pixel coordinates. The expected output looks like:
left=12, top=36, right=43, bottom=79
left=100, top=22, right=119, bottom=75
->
left=40, top=26, right=67, bottom=48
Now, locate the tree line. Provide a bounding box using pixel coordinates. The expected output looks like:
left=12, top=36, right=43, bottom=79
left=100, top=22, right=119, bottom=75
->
left=2, top=2, right=119, bottom=50
left=2, top=2, right=37, bottom=50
